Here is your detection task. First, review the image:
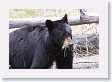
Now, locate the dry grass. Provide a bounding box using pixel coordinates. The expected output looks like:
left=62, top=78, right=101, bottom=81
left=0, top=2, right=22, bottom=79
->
left=9, top=9, right=98, bottom=18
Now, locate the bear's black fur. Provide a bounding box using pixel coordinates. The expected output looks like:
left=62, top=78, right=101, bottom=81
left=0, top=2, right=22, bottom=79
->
left=9, top=14, right=73, bottom=69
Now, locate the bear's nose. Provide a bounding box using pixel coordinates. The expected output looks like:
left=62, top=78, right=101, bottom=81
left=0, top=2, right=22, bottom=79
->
left=65, top=37, right=73, bottom=45
left=62, top=37, right=73, bottom=49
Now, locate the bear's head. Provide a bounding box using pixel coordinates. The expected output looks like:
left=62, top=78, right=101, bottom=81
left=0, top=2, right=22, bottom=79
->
left=46, top=14, right=73, bottom=50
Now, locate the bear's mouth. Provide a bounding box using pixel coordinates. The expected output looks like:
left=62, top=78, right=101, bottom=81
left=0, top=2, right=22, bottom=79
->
left=62, top=37, right=73, bottom=50
left=62, top=37, right=73, bottom=57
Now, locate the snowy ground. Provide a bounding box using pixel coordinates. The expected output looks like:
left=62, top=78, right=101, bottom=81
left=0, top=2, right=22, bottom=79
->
left=73, top=55, right=98, bottom=69
left=52, top=55, right=99, bottom=69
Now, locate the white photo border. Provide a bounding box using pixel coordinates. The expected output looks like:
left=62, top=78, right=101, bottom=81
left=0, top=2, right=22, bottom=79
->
left=0, top=0, right=108, bottom=78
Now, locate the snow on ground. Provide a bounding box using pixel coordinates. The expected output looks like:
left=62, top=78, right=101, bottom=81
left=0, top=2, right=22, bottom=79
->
left=52, top=55, right=99, bottom=69
left=73, top=55, right=98, bottom=69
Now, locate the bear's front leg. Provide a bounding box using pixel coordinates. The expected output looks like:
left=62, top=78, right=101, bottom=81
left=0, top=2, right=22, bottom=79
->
left=56, top=48, right=73, bottom=69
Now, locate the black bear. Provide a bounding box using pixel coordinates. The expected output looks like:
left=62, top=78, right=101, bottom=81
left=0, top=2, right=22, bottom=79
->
left=9, top=14, right=73, bottom=69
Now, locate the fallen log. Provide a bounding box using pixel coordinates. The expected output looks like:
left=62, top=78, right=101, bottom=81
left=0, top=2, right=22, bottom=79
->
left=73, top=33, right=99, bottom=55
left=9, top=15, right=99, bottom=29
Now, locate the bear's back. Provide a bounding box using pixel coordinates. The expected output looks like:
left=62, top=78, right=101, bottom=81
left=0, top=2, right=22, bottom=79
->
left=9, top=25, right=49, bottom=69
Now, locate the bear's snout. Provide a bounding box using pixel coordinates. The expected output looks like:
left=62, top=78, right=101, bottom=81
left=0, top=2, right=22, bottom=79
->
left=62, top=37, right=73, bottom=49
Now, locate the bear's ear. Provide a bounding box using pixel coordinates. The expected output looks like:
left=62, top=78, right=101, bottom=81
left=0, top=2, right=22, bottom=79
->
left=46, top=20, right=54, bottom=32
left=61, top=14, right=68, bottom=23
